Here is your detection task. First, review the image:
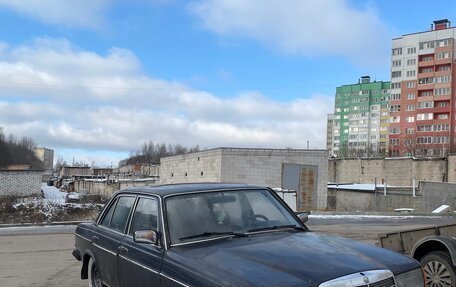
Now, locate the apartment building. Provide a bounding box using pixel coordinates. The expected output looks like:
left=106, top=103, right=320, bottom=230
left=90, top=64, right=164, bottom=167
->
left=326, top=114, right=334, bottom=155
left=33, top=147, right=54, bottom=170
left=332, top=76, right=390, bottom=158
left=389, top=19, right=456, bottom=156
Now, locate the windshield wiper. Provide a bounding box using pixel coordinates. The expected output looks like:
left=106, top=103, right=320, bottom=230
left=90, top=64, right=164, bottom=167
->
left=179, top=231, right=248, bottom=241
left=247, top=224, right=306, bottom=233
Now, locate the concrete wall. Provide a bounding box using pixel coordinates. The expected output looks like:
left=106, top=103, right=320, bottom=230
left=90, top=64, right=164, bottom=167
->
left=421, top=181, right=456, bottom=212
left=328, top=181, right=456, bottom=213
left=159, top=149, right=223, bottom=184
left=0, top=170, right=43, bottom=197
left=329, top=157, right=447, bottom=186
left=159, top=148, right=328, bottom=210
left=447, top=154, right=456, bottom=183
left=327, top=187, right=423, bottom=212
left=219, top=148, right=328, bottom=210
left=73, top=180, right=158, bottom=197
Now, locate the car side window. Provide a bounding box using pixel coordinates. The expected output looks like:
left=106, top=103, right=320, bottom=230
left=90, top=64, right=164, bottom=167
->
left=109, top=196, right=136, bottom=233
left=129, top=197, right=159, bottom=236
left=100, top=198, right=118, bottom=227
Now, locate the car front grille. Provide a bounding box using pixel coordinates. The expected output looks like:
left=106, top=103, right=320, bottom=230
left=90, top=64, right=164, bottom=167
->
left=357, top=276, right=395, bottom=287
left=319, top=270, right=395, bottom=287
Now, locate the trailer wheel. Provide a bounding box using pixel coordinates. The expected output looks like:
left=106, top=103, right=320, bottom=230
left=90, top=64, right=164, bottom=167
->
left=421, top=251, right=456, bottom=287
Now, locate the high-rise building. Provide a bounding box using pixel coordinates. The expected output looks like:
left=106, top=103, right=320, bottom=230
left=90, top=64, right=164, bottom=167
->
left=33, top=147, right=54, bottom=170
left=326, top=114, right=334, bottom=155
left=332, top=76, right=390, bottom=158
left=389, top=19, right=455, bottom=157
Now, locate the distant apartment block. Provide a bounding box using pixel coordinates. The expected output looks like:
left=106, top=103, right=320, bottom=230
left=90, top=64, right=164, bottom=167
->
left=332, top=76, right=390, bottom=158
left=33, top=147, right=54, bottom=170
left=326, top=114, right=334, bottom=155
left=389, top=19, right=456, bottom=157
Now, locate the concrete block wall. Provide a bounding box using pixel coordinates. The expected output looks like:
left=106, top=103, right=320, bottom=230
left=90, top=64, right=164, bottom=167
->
left=219, top=148, right=328, bottom=210
left=0, top=170, right=43, bottom=197
left=159, top=148, right=328, bottom=210
left=159, top=149, right=223, bottom=184
left=447, top=154, right=456, bottom=183
left=329, top=157, right=448, bottom=186
left=421, top=181, right=456, bottom=212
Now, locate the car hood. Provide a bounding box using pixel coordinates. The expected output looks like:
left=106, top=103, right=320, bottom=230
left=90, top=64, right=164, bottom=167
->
left=163, top=231, right=419, bottom=287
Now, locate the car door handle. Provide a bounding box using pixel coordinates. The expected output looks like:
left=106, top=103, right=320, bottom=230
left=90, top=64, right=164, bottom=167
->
left=118, top=246, right=128, bottom=254
left=92, top=236, right=99, bottom=242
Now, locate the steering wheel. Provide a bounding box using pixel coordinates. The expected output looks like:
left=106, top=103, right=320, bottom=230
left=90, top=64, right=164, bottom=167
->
left=246, top=214, right=269, bottom=226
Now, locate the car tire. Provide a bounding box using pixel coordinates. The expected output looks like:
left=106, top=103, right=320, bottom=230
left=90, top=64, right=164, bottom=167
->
left=88, top=257, right=104, bottom=287
left=421, top=251, right=456, bottom=287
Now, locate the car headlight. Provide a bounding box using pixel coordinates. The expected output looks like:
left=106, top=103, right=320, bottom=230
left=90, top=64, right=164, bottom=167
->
left=395, top=268, right=424, bottom=287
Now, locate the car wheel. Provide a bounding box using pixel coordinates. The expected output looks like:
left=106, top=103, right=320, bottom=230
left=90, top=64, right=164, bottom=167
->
left=421, top=251, right=456, bottom=287
left=88, top=257, right=104, bottom=287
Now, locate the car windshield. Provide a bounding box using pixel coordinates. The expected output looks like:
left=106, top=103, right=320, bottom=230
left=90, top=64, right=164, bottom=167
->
left=165, top=189, right=301, bottom=245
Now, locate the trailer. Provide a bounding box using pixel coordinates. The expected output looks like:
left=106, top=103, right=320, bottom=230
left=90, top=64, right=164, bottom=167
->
left=379, top=223, right=456, bottom=286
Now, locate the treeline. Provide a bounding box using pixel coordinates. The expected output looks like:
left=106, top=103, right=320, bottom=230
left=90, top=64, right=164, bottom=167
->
left=120, top=141, right=200, bottom=167
left=0, top=129, right=44, bottom=169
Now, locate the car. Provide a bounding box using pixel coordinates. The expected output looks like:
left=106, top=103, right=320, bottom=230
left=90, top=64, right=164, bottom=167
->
left=73, top=183, right=424, bottom=287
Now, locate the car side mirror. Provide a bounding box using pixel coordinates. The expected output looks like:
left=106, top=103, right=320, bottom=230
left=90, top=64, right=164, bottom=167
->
left=295, top=212, right=308, bottom=224
left=134, top=230, right=159, bottom=245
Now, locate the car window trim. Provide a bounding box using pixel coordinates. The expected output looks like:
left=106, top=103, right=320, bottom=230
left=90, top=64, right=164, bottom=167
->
left=105, top=195, right=137, bottom=234
left=98, top=196, right=119, bottom=227
left=126, top=194, right=163, bottom=249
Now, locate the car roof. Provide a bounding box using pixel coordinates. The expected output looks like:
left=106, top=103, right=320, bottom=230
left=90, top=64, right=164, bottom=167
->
left=118, top=183, right=266, bottom=197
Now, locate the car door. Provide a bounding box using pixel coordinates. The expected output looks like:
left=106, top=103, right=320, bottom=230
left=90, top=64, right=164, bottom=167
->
left=118, top=196, right=163, bottom=287
left=94, top=195, right=136, bottom=287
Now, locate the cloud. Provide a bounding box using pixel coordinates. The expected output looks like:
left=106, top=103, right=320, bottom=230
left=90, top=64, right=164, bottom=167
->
left=190, top=0, right=392, bottom=65
left=0, top=0, right=109, bottom=28
left=0, top=38, right=333, bottom=164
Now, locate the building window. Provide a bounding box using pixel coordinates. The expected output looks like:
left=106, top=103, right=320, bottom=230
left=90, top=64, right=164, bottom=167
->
left=392, top=71, right=402, bottom=78
left=390, top=105, right=401, bottom=112
left=390, top=128, right=400, bottom=134
left=418, top=77, right=433, bottom=85
left=406, top=104, right=415, bottom=111
left=405, top=128, right=414, bottom=134
left=390, top=116, right=401, bottom=123
left=392, top=60, right=402, bottom=67
left=419, top=41, right=435, bottom=50
left=391, top=94, right=401, bottom=100
left=435, top=75, right=451, bottom=83
left=417, top=113, right=433, bottom=121
left=407, top=59, right=416, bottom=66
left=406, top=81, right=416, bottom=88
left=436, top=52, right=452, bottom=60
left=200, top=171, right=204, bottom=176
left=417, top=125, right=432, bottom=132
left=419, top=67, right=433, bottom=73
left=406, top=70, right=416, bottom=77
left=171, top=173, right=174, bottom=178
left=406, top=116, right=415, bottom=123
left=407, top=47, right=417, bottom=54
left=390, top=138, right=400, bottom=145
left=436, top=65, right=451, bottom=72
left=437, top=114, right=449, bottom=120
left=418, top=101, right=433, bottom=109
left=392, top=48, right=402, bottom=55
left=419, top=90, right=433, bottom=97
left=406, top=93, right=415, bottom=99
left=391, top=82, right=401, bottom=89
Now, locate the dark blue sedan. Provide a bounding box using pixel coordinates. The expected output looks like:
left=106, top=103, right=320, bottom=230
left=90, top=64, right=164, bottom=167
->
left=73, top=183, right=424, bottom=286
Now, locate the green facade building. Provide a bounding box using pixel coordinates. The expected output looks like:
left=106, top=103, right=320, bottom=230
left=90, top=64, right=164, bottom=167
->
left=331, top=76, right=390, bottom=158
